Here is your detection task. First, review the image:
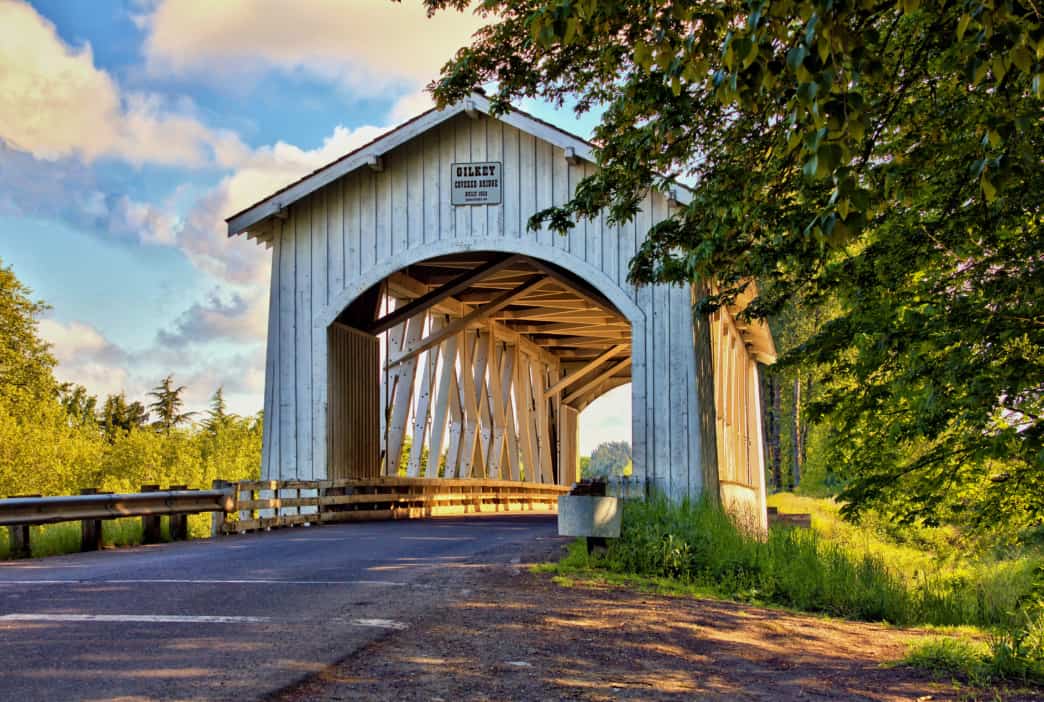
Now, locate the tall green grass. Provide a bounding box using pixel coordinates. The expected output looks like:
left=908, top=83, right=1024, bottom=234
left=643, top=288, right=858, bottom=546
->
left=558, top=497, right=1042, bottom=629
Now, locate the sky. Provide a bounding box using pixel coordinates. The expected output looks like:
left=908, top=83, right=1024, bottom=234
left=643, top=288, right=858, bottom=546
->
left=0, top=0, right=627, bottom=455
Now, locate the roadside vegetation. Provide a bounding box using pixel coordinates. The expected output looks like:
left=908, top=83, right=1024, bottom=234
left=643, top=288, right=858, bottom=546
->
left=0, top=259, right=261, bottom=558
left=543, top=495, right=1043, bottom=688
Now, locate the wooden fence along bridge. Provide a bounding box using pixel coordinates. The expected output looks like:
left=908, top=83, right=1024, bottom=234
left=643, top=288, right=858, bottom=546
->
left=1, top=95, right=779, bottom=557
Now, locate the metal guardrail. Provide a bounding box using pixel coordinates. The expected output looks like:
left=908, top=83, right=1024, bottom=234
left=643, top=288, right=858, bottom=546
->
left=0, top=490, right=234, bottom=527
left=1, top=487, right=235, bottom=559
left=2, top=478, right=572, bottom=557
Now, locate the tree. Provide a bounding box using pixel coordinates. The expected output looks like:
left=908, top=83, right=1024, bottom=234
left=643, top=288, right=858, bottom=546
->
left=585, top=441, right=632, bottom=478
left=58, top=383, right=98, bottom=428
left=147, top=375, right=196, bottom=433
left=0, top=258, right=55, bottom=406
left=426, top=1, right=1043, bottom=534
left=99, top=393, right=149, bottom=443
left=204, top=387, right=235, bottom=435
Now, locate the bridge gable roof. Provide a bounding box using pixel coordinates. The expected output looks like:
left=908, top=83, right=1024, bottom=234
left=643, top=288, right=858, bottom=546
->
left=225, top=92, right=625, bottom=238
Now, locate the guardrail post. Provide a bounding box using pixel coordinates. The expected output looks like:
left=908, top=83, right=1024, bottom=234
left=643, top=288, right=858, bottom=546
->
left=8, top=524, right=30, bottom=559
left=167, top=485, right=189, bottom=541
left=80, top=488, right=104, bottom=552
left=7, top=494, right=38, bottom=559
left=140, top=485, right=162, bottom=544
left=211, top=480, right=230, bottom=537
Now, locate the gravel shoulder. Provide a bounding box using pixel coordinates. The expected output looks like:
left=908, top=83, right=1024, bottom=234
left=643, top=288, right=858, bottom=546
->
left=269, top=538, right=1037, bottom=701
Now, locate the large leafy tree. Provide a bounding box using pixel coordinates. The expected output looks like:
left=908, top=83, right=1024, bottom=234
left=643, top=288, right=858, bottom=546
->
left=0, top=258, right=55, bottom=406
left=586, top=441, right=633, bottom=478
left=426, top=1, right=1043, bottom=531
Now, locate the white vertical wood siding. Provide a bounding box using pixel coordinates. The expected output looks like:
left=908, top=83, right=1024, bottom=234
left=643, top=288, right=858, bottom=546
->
left=262, top=113, right=714, bottom=502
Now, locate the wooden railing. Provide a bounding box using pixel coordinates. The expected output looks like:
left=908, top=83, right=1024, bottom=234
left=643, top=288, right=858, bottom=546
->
left=767, top=506, right=812, bottom=528
left=218, top=477, right=571, bottom=534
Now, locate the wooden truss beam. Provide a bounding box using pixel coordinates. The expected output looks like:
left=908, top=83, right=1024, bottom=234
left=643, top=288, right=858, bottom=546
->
left=507, top=322, right=629, bottom=336
left=544, top=344, right=628, bottom=398
left=492, top=309, right=613, bottom=323
left=533, top=333, right=629, bottom=348
left=523, top=257, right=620, bottom=318
left=388, top=277, right=552, bottom=368
left=367, top=254, right=521, bottom=334
left=563, top=358, right=633, bottom=405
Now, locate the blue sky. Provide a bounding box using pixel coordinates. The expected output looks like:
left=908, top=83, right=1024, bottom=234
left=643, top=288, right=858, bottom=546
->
left=0, top=0, right=621, bottom=454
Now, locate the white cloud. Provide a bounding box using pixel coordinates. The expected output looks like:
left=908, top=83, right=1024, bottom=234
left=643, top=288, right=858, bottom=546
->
left=177, top=122, right=393, bottom=285
left=37, top=315, right=266, bottom=416
left=143, top=0, right=483, bottom=94
left=579, top=385, right=632, bottom=456
left=389, top=90, right=436, bottom=124
left=0, top=0, right=248, bottom=167
left=37, top=319, right=132, bottom=399
left=157, top=288, right=269, bottom=348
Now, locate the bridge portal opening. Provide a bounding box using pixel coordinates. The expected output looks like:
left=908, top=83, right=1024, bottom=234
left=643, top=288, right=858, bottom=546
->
left=326, top=252, right=632, bottom=486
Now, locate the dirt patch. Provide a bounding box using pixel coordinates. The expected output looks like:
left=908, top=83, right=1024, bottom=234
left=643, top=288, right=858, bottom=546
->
left=269, top=539, right=1035, bottom=701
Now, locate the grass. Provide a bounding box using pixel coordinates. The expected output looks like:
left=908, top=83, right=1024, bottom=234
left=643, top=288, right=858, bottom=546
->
left=900, top=637, right=992, bottom=682
left=0, top=513, right=213, bottom=559
left=902, top=614, right=1044, bottom=687
left=541, top=495, right=1044, bottom=686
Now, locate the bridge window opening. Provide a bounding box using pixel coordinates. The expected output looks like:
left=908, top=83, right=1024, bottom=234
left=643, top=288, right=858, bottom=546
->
left=327, top=252, right=632, bottom=486
left=576, top=383, right=633, bottom=480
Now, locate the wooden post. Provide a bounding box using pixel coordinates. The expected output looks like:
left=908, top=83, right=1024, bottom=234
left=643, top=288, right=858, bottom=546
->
left=168, top=485, right=188, bottom=541
left=80, top=488, right=103, bottom=552
left=211, top=480, right=230, bottom=537
left=8, top=524, right=31, bottom=559
left=7, top=494, right=39, bottom=558
left=140, top=484, right=162, bottom=544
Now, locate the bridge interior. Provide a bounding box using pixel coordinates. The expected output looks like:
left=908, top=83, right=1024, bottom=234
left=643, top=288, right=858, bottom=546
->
left=327, top=252, right=632, bottom=485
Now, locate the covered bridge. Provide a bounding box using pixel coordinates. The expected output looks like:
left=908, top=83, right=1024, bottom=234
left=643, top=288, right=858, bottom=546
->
left=227, top=94, right=776, bottom=526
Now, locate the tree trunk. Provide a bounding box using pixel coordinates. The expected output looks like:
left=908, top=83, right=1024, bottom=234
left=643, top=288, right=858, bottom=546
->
left=770, top=375, right=783, bottom=489
left=761, top=373, right=782, bottom=490
left=791, top=376, right=802, bottom=487
left=800, top=376, right=812, bottom=466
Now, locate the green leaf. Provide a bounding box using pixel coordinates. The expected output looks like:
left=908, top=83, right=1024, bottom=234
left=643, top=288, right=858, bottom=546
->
left=805, top=15, right=818, bottom=46
left=1012, top=47, right=1032, bottom=73
left=564, top=18, right=578, bottom=44
left=787, top=45, right=807, bottom=74
left=817, top=143, right=842, bottom=175
left=956, top=14, right=971, bottom=41
left=981, top=174, right=997, bottom=203
left=634, top=41, right=652, bottom=70
left=803, top=154, right=819, bottom=178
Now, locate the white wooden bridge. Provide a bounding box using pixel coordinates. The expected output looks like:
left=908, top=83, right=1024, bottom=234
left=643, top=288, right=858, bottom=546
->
left=227, top=94, right=776, bottom=528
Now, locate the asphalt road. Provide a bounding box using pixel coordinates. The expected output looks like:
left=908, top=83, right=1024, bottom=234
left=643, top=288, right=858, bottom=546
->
left=0, top=514, right=562, bottom=701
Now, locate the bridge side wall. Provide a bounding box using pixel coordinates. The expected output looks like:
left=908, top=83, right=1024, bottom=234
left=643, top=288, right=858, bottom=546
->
left=260, top=113, right=715, bottom=502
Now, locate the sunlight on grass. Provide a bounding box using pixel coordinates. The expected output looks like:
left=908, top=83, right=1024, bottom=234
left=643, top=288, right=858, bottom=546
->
left=555, top=496, right=1040, bottom=627
left=540, top=494, right=1044, bottom=686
